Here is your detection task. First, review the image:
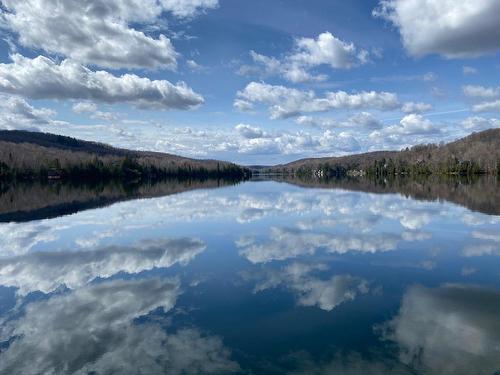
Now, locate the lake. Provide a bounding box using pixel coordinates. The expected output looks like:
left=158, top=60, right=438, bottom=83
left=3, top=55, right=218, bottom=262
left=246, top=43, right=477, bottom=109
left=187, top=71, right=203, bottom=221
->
left=0, top=177, right=499, bottom=374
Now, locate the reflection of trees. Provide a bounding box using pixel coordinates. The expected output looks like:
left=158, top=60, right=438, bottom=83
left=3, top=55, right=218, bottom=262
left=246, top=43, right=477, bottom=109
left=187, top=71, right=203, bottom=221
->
left=275, top=175, right=500, bottom=215
left=0, top=179, right=240, bottom=222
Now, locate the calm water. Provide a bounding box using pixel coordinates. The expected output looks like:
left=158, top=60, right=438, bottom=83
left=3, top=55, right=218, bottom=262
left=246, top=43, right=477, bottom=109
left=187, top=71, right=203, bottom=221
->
left=0, top=178, right=499, bottom=374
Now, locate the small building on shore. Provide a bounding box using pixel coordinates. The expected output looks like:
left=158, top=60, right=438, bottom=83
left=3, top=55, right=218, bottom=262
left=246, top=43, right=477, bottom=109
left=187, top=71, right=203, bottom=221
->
left=47, top=168, right=63, bottom=180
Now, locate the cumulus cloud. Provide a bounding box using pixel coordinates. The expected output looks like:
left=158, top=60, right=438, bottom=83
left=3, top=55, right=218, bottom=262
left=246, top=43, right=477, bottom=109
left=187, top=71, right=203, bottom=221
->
left=369, top=114, right=439, bottom=147
left=380, top=284, right=500, bottom=374
left=463, top=85, right=500, bottom=99
left=463, top=85, right=500, bottom=112
left=461, top=116, right=500, bottom=131
left=472, top=101, right=500, bottom=112
left=0, top=54, right=204, bottom=110
left=186, top=59, right=206, bottom=72
left=395, top=114, right=437, bottom=134
left=242, top=32, right=369, bottom=83
left=235, top=123, right=267, bottom=139
left=0, top=0, right=219, bottom=69
left=296, top=112, right=382, bottom=130
left=401, top=102, right=432, bottom=114
left=226, top=124, right=362, bottom=155
left=72, top=102, right=117, bottom=121
left=0, top=237, right=206, bottom=295
left=291, top=32, right=369, bottom=69
left=0, top=278, right=239, bottom=375
left=373, top=0, right=500, bottom=58
left=0, top=95, right=55, bottom=131
left=161, top=0, right=219, bottom=18
left=235, top=82, right=399, bottom=119
left=346, top=112, right=383, bottom=129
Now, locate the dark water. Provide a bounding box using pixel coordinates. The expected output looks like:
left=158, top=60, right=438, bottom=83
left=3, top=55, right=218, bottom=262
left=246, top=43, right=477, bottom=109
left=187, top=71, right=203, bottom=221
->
left=0, top=177, right=499, bottom=374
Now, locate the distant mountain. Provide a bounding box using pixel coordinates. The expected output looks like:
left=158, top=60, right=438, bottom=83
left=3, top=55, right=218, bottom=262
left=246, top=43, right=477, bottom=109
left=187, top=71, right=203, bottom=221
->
left=264, top=128, right=500, bottom=177
left=0, top=130, right=250, bottom=181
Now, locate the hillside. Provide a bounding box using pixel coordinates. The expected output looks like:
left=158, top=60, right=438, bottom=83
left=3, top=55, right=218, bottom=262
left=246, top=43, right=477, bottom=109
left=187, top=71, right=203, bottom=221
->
left=265, top=129, right=500, bottom=177
left=0, top=130, right=250, bottom=181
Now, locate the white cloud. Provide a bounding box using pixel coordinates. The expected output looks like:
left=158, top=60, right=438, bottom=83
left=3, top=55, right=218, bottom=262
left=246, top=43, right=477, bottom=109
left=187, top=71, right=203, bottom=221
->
left=291, top=32, right=369, bottom=69
left=463, top=85, right=500, bottom=113
left=402, top=102, right=432, bottom=114
left=373, top=0, right=500, bottom=58
left=368, top=114, right=444, bottom=151
left=0, top=0, right=219, bottom=70
left=186, top=59, right=206, bottom=72
left=160, top=0, right=219, bottom=18
left=397, top=114, right=436, bottom=134
left=72, top=102, right=98, bottom=114
left=235, top=123, right=269, bottom=139
left=72, top=102, right=117, bottom=121
left=463, top=66, right=478, bottom=75
left=0, top=55, right=204, bottom=110
left=370, top=114, right=438, bottom=145
left=227, top=124, right=361, bottom=156
left=0, top=95, right=55, bottom=131
left=235, top=82, right=400, bottom=119
left=472, top=100, right=500, bottom=112
left=296, top=112, right=382, bottom=130
left=346, top=112, right=383, bottom=129
left=319, top=130, right=361, bottom=152
left=463, top=85, right=500, bottom=99
left=233, top=98, right=255, bottom=112
left=242, top=32, right=369, bottom=83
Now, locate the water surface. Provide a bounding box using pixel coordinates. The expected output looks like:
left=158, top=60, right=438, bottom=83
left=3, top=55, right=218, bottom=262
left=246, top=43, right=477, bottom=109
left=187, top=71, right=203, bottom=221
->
left=0, top=178, right=499, bottom=374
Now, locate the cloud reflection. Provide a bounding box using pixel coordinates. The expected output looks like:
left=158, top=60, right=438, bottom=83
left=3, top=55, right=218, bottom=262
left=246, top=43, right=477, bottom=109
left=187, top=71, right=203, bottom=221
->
left=0, top=278, right=239, bottom=375
left=380, top=284, right=500, bottom=375
left=237, top=226, right=426, bottom=264
left=244, top=262, right=370, bottom=311
left=0, top=237, right=205, bottom=295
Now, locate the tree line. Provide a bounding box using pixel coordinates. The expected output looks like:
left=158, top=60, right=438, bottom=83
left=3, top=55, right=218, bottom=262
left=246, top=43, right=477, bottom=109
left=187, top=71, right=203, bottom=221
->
left=268, top=129, right=500, bottom=178
left=0, top=131, right=250, bottom=182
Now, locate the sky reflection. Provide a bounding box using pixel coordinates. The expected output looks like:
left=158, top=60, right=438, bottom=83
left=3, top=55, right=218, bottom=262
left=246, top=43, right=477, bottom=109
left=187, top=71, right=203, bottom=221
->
left=0, top=180, right=499, bottom=373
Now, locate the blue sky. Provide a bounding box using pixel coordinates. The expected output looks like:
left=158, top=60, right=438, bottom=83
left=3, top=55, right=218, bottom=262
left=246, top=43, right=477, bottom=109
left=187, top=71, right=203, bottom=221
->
left=0, top=0, right=499, bottom=165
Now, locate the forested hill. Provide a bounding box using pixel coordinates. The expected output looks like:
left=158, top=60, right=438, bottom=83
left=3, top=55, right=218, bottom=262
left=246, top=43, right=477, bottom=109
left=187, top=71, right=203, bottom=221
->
left=0, top=130, right=250, bottom=180
left=0, top=130, right=134, bottom=156
left=266, top=128, right=500, bottom=177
